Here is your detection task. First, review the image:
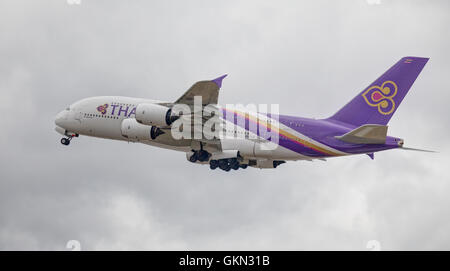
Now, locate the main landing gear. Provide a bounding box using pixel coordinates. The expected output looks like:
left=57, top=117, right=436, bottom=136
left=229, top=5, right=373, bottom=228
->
left=188, top=144, right=249, bottom=171
left=188, top=143, right=211, bottom=163
left=209, top=158, right=248, bottom=171
left=189, top=149, right=210, bottom=163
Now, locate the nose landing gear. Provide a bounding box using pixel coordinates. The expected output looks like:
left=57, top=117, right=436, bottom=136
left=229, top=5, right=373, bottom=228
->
left=60, top=134, right=78, bottom=146
left=60, top=137, right=71, bottom=145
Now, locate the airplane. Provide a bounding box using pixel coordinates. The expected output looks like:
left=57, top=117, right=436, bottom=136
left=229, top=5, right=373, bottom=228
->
left=55, top=56, right=432, bottom=171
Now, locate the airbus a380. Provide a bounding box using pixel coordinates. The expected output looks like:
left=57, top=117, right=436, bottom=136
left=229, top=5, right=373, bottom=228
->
left=55, top=56, right=431, bottom=171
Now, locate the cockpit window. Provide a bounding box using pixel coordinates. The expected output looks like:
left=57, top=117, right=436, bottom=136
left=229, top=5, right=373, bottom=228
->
left=65, top=107, right=70, bottom=111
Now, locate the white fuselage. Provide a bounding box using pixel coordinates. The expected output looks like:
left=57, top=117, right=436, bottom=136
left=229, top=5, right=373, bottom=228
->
left=55, top=96, right=338, bottom=168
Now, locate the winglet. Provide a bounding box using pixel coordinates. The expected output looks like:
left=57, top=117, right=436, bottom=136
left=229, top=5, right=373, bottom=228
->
left=211, top=74, right=228, bottom=88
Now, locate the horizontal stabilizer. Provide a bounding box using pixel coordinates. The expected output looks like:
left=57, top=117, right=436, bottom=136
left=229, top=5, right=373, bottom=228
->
left=335, top=124, right=388, bottom=144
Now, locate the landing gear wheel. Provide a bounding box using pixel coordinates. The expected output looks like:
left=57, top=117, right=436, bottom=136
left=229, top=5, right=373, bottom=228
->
left=209, top=160, right=219, bottom=170
left=60, top=138, right=70, bottom=146
left=189, top=153, right=198, bottom=163
left=228, top=158, right=239, bottom=170
left=197, top=150, right=210, bottom=162
left=218, top=160, right=228, bottom=171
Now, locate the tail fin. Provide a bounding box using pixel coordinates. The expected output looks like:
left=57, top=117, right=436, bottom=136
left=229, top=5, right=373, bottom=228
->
left=328, top=56, right=429, bottom=126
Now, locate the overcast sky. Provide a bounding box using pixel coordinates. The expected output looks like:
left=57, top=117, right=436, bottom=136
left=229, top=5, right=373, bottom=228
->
left=1, top=0, right=449, bottom=250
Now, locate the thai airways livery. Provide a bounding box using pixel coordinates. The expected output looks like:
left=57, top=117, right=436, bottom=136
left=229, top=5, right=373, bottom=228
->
left=55, top=57, right=432, bottom=171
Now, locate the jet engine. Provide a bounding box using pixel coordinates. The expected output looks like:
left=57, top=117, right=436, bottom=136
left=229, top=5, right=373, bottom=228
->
left=135, top=103, right=178, bottom=127
left=121, top=118, right=164, bottom=141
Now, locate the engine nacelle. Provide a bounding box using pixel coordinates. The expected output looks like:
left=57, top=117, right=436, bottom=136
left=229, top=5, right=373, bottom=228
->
left=135, top=103, right=178, bottom=127
left=121, top=118, right=164, bottom=141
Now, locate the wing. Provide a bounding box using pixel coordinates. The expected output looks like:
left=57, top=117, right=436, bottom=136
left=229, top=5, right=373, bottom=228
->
left=175, top=75, right=227, bottom=105
left=169, top=75, right=228, bottom=153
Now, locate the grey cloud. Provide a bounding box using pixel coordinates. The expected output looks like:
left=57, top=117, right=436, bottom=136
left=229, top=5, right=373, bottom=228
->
left=0, top=0, right=449, bottom=250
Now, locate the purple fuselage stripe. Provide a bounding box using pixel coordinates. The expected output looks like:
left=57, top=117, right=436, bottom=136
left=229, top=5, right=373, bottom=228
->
left=222, top=109, right=400, bottom=157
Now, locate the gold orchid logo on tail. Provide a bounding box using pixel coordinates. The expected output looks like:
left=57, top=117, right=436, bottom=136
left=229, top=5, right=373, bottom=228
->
left=362, top=80, right=397, bottom=115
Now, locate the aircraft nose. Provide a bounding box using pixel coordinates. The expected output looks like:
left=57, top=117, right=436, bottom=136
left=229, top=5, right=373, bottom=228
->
left=55, top=110, right=68, bottom=127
